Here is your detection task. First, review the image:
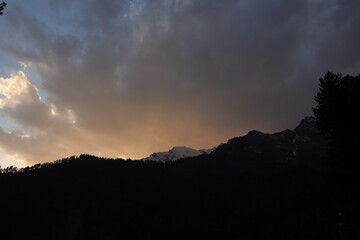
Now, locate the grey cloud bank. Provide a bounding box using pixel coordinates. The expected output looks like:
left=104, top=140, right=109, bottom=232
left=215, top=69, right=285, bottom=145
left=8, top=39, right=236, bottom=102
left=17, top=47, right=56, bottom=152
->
left=0, top=0, right=359, bottom=166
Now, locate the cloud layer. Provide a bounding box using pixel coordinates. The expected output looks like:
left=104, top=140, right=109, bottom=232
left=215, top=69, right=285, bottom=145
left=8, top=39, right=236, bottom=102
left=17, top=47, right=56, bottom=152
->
left=1, top=0, right=360, bottom=166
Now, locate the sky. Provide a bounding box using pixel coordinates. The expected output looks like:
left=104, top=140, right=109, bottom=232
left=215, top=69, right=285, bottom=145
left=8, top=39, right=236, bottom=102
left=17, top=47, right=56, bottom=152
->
left=0, top=0, right=360, bottom=168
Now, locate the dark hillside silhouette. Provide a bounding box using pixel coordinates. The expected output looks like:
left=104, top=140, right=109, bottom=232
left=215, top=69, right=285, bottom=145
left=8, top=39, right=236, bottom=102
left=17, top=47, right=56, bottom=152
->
left=0, top=117, right=339, bottom=239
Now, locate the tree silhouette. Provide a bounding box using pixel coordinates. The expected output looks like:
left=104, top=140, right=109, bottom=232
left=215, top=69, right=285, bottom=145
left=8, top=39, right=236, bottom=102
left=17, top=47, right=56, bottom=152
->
left=313, top=71, right=360, bottom=238
left=0, top=2, right=6, bottom=15
left=313, top=72, right=360, bottom=170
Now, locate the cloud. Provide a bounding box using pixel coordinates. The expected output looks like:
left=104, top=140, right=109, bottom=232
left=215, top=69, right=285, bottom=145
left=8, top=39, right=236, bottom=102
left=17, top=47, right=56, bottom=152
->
left=0, top=0, right=360, bottom=166
left=0, top=71, right=35, bottom=109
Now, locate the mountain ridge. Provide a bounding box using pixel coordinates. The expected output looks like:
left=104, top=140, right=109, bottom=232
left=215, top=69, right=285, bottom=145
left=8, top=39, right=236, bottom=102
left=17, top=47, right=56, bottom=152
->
left=141, top=146, right=216, bottom=162
left=205, top=116, right=326, bottom=169
left=141, top=116, right=326, bottom=169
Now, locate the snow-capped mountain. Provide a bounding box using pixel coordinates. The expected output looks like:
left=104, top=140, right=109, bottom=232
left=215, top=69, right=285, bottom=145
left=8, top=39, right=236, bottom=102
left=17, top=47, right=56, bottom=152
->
left=142, top=146, right=214, bottom=162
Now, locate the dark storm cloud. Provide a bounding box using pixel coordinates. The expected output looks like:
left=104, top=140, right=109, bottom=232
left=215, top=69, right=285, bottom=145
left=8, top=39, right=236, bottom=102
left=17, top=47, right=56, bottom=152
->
left=0, top=0, right=360, bottom=165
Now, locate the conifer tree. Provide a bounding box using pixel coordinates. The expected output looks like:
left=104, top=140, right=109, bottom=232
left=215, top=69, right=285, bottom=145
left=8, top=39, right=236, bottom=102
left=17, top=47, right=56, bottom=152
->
left=313, top=71, right=360, bottom=238
left=0, top=2, right=6, bottom=15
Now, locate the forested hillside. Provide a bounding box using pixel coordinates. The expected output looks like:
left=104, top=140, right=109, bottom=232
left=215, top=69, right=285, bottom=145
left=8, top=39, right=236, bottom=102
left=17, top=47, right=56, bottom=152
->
left=0, top=118, right=339, bottom=239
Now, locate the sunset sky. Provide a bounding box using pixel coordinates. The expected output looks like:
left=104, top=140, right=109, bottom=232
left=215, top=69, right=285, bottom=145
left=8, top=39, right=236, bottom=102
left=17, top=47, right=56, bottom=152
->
left=0, top=0, right=359, bottom=168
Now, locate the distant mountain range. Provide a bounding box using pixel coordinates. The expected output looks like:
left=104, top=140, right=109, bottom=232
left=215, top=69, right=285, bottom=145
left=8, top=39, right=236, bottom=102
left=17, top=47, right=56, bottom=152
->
left=142, top=116, right=326, bottom=169
left=208, top=116, right=327, bottom=168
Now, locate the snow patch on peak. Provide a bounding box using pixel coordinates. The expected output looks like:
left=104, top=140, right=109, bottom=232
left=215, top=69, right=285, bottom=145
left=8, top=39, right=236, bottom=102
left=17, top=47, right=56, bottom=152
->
left=142, top=146, right=214, bottom=162
left=169, top=146, right=202, bottom=157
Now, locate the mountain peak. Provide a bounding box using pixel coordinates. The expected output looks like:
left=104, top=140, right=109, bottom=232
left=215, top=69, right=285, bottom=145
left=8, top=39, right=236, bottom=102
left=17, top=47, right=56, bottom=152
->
left=247, top=130, right=266, bottom=136
left=293, top=116, right=321, bottom=140
left=294, top=116, right=316, bottom=132
left=142, top=146, right=213, bottom=162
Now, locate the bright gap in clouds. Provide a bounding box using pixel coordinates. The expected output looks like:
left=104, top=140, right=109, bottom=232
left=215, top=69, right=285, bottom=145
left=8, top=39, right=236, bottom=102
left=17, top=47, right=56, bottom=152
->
left=0, top=149, right=27, bottom=168
left=0, top=115, right=27, bottom=168
left=0, top=115, right=20, bottom=132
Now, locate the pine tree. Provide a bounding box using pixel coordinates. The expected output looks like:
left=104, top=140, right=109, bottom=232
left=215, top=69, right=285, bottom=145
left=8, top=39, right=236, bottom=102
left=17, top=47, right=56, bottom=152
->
left=313, top=71, right=360, bottom=238
left=0, top=2, right=6, bottom=15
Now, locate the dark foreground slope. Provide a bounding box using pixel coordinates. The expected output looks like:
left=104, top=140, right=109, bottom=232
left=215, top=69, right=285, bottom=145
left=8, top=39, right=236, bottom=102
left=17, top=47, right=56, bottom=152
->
left=0, top=117, right=339, bottom=240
